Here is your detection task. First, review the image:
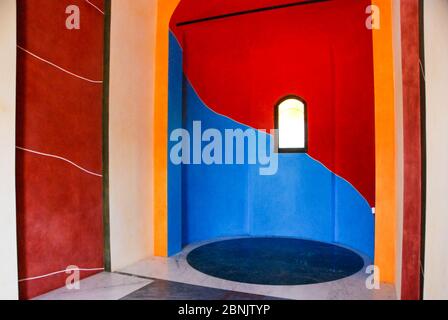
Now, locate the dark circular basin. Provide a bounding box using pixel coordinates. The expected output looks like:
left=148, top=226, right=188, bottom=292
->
left=187, top=237, right=365, bottom=285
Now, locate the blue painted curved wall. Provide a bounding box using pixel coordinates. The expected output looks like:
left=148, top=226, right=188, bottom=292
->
left=168, top=32, right=374, bottom=259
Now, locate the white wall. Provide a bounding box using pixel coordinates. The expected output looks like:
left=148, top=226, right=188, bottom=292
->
left=0, top=0, right=19, bottom=300
left=392, top=0, right=404, bottom=299
left=108, top=0, right=158, bottom=270
left=423, top=0, right=448, bottom=300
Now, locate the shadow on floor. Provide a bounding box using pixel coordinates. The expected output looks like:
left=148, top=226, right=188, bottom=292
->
left=121, top=278, right=285, bottom=300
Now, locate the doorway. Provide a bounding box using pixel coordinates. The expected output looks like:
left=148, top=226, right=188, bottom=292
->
left=167, top=0, right=376, bottom=268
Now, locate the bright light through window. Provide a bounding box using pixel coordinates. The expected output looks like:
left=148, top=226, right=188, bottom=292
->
left=277, top=98, right=306, bottom=150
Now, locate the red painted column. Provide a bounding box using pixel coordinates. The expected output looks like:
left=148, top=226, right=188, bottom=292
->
left=16, top=0, right=105, bottom=299
left=400, top=0, right=423, bottom=300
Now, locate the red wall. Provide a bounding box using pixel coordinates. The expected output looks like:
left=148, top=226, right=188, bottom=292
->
left=16, top=0, right=105, bottom=299
left=400, top=0, right=423, bottom=300
left=171, top=0, right=376, bottom=207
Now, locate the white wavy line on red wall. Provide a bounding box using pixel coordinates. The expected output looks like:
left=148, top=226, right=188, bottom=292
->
left=17, top=147, right=103, bottom=178
left=19, top=267, right=104, bottom=282
left=17, top=46, right=103, bottom=84
left=85, top=0, right=105, bottom=14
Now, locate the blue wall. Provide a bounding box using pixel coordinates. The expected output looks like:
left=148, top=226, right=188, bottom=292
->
left=167, top=33, right=183, bottom=255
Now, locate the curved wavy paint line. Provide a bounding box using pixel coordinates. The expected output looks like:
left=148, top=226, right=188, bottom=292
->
left=17, top=46, right=103, bottom=84
left=19, top=267, right=104, bottom=282
left=181, top=78, right=374, bottom=258
left=169, top=30, right=374, bottom=210
left=182, top=75, right=373, bottom=211
left=17, top=147, right=103, bottom=178
left=85, top=0, right=105, bottom=14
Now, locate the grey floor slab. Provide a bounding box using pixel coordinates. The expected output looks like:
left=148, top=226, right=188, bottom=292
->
left=34, top=272, right=152, bottom=300
left=121, top=278, right=284, bottom=300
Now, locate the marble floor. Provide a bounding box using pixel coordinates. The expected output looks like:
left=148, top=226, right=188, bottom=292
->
left=35, top=237, right=397, bottom=300
left=35, top=272, right=281, bottom=300
left=121, top=277, right=284, bottom=300
left=35, top=272, right=152, bottom=300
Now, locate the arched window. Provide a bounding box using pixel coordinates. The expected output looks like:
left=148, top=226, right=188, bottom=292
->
left=274, top=96, right=308, bottom=153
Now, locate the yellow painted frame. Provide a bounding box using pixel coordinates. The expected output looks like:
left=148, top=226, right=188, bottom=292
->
left=153, top=0, right=181, bottom=257
left=372, top=0, right=398, bottom=284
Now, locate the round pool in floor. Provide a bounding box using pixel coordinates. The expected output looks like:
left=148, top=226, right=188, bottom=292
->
left=186, top=238, right=365, bottom=285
